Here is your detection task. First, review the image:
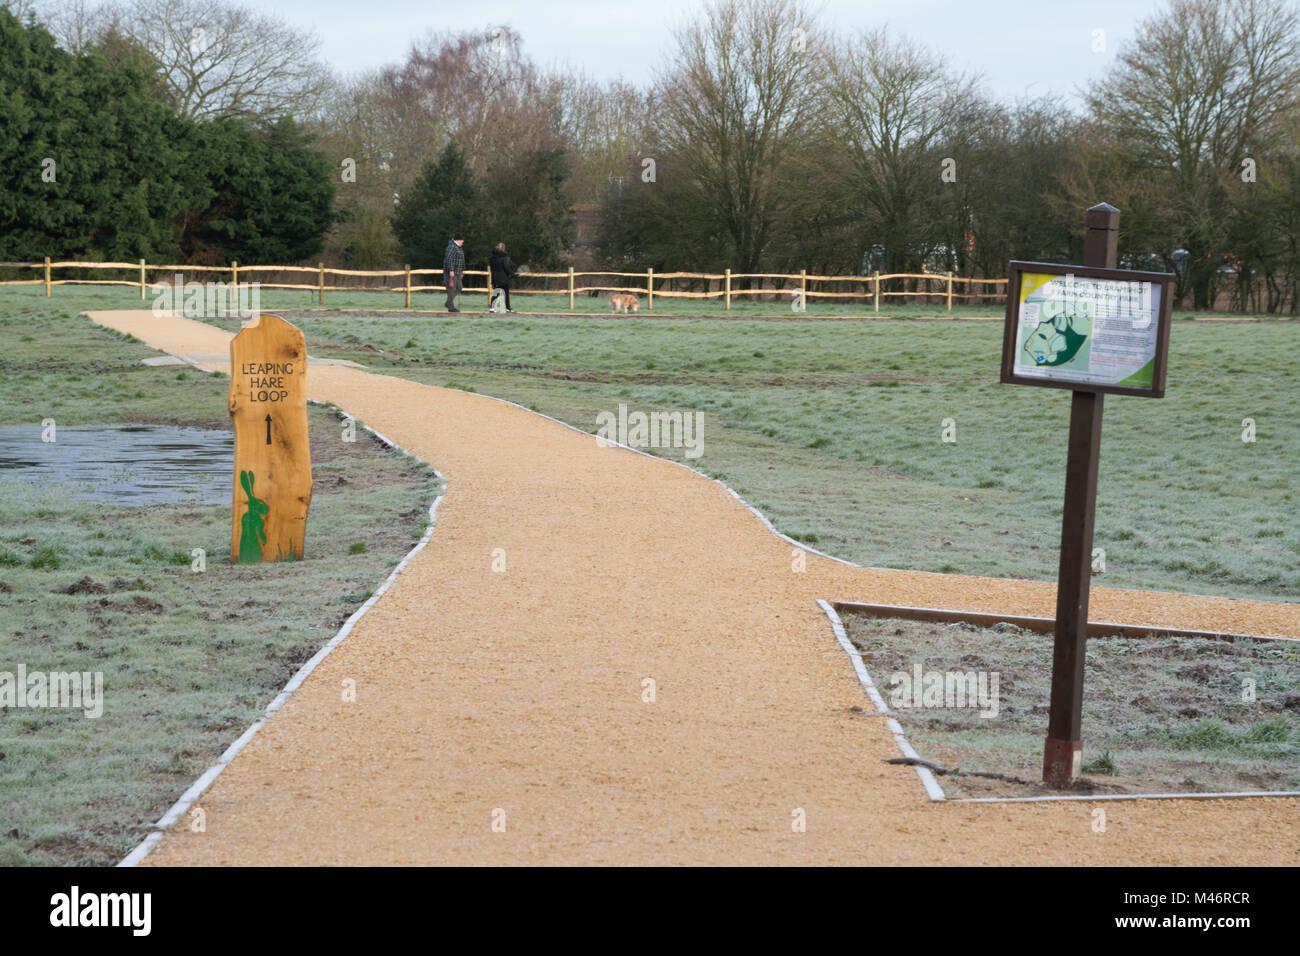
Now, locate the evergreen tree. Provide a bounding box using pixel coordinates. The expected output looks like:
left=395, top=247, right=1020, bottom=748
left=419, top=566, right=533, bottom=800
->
left=391, top=142, right=485, bottom=268
left=481, top=147, right=575, bottom=269
left=0, top=10, right=185, bottom=260
left=175, top=117, right=336, bottom=263
left=0, top=10, right=335, bottom=265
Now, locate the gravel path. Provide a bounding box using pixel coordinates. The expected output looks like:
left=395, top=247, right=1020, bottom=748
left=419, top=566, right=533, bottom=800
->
left=91, top=310, right=1299, bottom=866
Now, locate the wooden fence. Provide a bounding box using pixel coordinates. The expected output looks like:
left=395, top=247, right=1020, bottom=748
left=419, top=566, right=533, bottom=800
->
left=0, top=258, right=1010, bottom=311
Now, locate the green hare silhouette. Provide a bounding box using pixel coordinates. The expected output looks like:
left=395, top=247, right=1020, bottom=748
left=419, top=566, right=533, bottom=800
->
left=238, top=470, right=269, bottom=563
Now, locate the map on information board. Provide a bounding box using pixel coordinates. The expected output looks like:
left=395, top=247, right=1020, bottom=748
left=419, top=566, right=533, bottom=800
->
left=1012, top=270, right=1163, bottom=389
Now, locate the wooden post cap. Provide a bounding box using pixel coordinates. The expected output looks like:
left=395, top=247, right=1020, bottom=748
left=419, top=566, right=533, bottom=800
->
left=1086, top=202, right=1120, bottom=229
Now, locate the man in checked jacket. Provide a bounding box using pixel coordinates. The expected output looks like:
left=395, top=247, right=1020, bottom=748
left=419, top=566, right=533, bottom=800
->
left=443, top=233, right=466, bottom=312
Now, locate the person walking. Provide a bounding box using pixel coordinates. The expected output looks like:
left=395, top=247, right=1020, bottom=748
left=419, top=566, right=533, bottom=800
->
left=443, top=233, right=465, bottom=312
left=489, top=242, right=519, bottom=313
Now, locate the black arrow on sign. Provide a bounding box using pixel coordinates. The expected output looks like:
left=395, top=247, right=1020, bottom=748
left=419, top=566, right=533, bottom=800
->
left=265, top=414, right=272, bottom=445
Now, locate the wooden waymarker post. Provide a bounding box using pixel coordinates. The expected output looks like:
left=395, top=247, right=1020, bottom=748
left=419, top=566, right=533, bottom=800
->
left=999, top=203, right=1174, bottom=787
left=229, top=313, right=312, bottom=564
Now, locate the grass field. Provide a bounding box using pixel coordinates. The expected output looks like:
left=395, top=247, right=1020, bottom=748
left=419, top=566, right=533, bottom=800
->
left=4, top=286, right=1296, bottom=603
left=843, top=614, right=1300, bottom=797
left=0, top=304, right=439, bottom=864
left=0, top=287, right=1294, bottom=862
left=22, top=279, right=1291, bottom=320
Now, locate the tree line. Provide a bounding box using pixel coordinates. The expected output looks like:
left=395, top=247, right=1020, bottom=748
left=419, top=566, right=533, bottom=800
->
left=595, top=0, right=1300, bottom=311
left=4, top=0, right=1300, bottom=310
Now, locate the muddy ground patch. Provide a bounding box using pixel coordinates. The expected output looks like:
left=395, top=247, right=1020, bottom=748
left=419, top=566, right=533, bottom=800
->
left=842, top=614, right=1300, bottom=799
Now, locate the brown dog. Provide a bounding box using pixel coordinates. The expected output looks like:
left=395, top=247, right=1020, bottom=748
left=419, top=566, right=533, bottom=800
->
left=609, top=293, right=640, bottom=313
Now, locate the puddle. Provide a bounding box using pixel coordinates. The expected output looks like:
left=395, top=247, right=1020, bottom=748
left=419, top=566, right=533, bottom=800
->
left=0, top=424, right=232, bottom=505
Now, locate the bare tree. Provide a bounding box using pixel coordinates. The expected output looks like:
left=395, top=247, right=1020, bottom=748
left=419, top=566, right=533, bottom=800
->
left=1086, top=0, right=1300, bottom=305
left=313, top=26, right=574, bottom=267
left=310, top=71, right=410, bottom=266
left=51, top=0, right=332, bottom=121
left=550, top=71, right=652, bottom=202
left=375, top=26, right=558, bottom=175
left=821, top=26, right=979, bottom=275
left=34, top=0, right=109, bottom=49
left=654, top=0, right=823, bottom=274
left=3, top=0, right=41, bottom=22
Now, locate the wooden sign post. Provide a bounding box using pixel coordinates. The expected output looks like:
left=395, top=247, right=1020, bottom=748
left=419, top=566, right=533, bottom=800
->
left=229, top=313, right=312, bottom=563
left=1000, top=204, right=1174, bottom=787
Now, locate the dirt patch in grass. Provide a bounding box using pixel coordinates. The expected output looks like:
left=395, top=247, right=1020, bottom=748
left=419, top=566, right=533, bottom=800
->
left=842, top=614, right=1300, bottom=799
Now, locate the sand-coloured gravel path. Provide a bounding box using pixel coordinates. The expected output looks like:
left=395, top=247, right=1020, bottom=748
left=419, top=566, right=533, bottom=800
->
left=91, top=310, right=1299, bottom=865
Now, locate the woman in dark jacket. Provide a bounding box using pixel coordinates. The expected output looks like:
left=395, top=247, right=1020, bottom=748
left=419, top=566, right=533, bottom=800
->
left=489, top=243, right=518, bottom=313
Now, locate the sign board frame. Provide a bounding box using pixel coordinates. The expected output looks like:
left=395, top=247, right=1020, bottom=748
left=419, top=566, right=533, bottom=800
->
left=1000, top=260, right=1174, bottom=399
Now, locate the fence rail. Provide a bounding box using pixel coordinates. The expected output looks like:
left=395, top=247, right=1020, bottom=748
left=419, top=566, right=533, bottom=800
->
left=0, top=257, right=1011, bottom=312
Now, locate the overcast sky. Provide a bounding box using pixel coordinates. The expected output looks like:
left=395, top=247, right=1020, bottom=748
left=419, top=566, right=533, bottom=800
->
left=248, top=0, right=1166, bottom=104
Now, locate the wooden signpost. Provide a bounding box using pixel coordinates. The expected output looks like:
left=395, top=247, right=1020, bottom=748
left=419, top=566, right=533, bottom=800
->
left=1000, top=203, right=1174, bottom=787
left=229, top=313, right=312, bottom=563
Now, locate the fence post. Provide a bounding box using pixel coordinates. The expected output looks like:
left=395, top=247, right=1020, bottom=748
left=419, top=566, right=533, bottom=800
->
left=725, top=268, right=731, bottom=310
left=947, top=271, right=953, bottom=311
left=648, top=267, right=653, bottom=310
left=318, top=262, right=324, bottom=306
left=873, top=270, right=879, bottom=313
left=139, top=259, right=147, bottom=300
left=486, top=269, right=492, bottom=311
left=800, top=269, right=807, bottom=311
left=405, top=264, right=411, bottom=308
left=44, top=256, right=51, bottom=297
left=568, top=267, right=574, bottom=310
left=232, top=260, right=239, bottom=289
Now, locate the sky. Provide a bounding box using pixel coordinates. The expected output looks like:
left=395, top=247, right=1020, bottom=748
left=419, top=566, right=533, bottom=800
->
left=250, top=0, right=1169, bottom=105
